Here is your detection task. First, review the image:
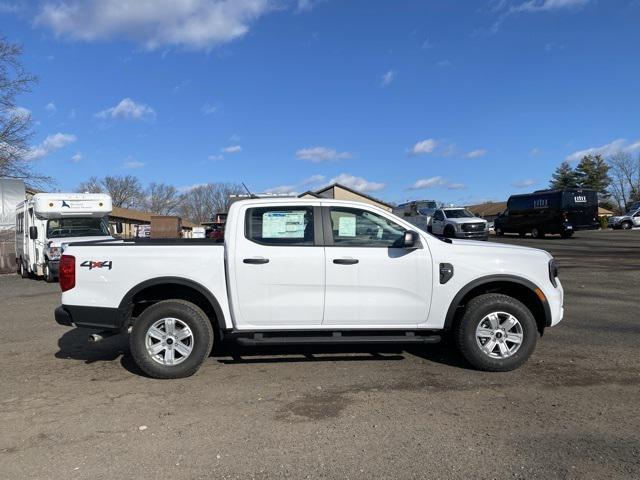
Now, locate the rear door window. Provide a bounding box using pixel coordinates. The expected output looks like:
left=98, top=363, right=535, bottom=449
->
left=245, top=206, right=315, bottom=246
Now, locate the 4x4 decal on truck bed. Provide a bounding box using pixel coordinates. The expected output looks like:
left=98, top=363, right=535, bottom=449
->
left=81, top=260, right=113, bottom=270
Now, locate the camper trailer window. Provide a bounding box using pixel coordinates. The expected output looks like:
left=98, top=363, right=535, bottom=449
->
left=46, top=217, right=110, bottom=238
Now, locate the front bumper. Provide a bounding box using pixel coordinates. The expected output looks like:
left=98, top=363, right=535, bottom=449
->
left=55, top=304, right=125, bottom=330
left=455, top=231, right=489, bottom=239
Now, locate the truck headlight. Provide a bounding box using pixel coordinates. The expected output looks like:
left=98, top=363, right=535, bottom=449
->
left=548, top=258, right=559, bottom=287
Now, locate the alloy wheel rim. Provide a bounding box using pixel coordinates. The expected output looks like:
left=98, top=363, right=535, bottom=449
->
left=475, top=311, right=523, bottom=359
left=145, top=317, right=194, bottom=366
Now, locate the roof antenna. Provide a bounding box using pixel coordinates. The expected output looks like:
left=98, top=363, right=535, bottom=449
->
left=242, top=182, right=257, bottom=199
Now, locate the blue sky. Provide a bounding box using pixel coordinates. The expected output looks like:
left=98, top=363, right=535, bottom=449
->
left=2, top=0, right=639, bottom=205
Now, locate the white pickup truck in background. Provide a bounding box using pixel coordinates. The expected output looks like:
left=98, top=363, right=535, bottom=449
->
left=55, top=198, right=564, bottom=379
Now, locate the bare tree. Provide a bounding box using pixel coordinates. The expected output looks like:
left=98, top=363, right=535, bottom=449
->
left=102, top=175, right=144, bottom=209
left=608, top=152, right=640, bottom=211
left=76, top=176, right=103, bottom=194
left=178, top=183, right=244, bottom=224
left=0, top=38, right=50, bottom=186
left=145, top=182, right=179, bottom=215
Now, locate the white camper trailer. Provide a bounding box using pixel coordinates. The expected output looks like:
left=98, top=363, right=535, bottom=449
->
left=15, top=193, right=114, bottom=281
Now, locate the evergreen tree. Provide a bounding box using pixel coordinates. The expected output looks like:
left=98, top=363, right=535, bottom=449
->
left=574, top=154, right=611, bottom=196
left=549, top=161, right=577, bottom=189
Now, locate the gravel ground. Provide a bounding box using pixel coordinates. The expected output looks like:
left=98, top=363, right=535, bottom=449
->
left=0, top=229, right=638, bottom=479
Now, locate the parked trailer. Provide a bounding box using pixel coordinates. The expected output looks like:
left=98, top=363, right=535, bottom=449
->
left=15, top=193, right=115, bottom=282
left=0, top=178, right=26, bottom=275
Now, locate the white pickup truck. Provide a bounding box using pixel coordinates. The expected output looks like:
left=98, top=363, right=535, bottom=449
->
left=55, top=198, right=564, bottom=379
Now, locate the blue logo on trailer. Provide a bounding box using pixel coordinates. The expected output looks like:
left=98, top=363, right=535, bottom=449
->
left=62, top=200, right=71, bottom=208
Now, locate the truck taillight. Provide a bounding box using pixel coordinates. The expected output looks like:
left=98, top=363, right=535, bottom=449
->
left=59, top=255, right=75, bottom=292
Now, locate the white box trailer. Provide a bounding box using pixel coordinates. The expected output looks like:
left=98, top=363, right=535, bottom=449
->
left=16, top=193, right=115, bottom=281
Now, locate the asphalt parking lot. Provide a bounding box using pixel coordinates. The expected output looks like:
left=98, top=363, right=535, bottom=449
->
left=1, top=229, right=639, bottom=479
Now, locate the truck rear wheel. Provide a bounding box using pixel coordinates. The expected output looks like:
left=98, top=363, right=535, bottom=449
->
left=19, top=259, right=29, bottom=279
left=454, top=293, right=537, bottom=372
left=130, top=300, right=214, bottom=379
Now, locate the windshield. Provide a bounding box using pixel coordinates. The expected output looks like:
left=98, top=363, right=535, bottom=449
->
left=418, top=207, right=436, bottom=216
left=444, top=209, right=474, bottom=218
left=46, top=217, right=110, bottom=239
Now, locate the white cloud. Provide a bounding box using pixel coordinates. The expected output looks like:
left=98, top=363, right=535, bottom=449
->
left=297, top=0, right=324, bottom=12
left=10, top=106, right=31, bottom=118
left=328, top=173, right=385, bottom=193
left=565, top=138, right=640, bottom=163
left=201, top=103, right=218, bottom=115
left=408, top=176, right=446, bottom=190
left=27, top=132, right=77, bottom=160
left=208, top=154, right=224, bottom=161
left=95, top=98, right=155, bottom=121
left=380, top=70, right=396, bottom=87
left=123, top=160, right=145, bottom=169
left=529, top=147, right=542, bottom=156
left=178, top=183, right=208, bottom=193
left=301, top=174, right=325, bottom=186
left=436, top=60, right=452, bottom=68
left=409, top=139, right=438, bottom=155
left=408, top=176, right=465, bottom=190
left=45, top=102, right=57, bottom=114
left=465, top=149, right=487, bottom=158
left=34, top=0, right=273, bottom=51
left=264, top=185, right=298, bottom=195
left=296, top=146, right=352, bottom=163
left=421, top=38, right=433, bottom=50
left=222, top=145, right=242, bottom=154
left=511, top=0, right=590, bottom=13
left=71, top=152, right=83, bottom=163
left=512, top=178, right=537, bottom=188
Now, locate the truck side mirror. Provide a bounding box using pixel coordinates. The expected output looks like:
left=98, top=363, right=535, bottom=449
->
left=29, top=226, right=38, bottom=240
left=403, top=230, right=419, bottom=249
left=116, top=222, right=123, bottom=234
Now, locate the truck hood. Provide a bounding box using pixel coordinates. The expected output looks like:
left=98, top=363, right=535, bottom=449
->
left=450, top=238, right=552, bottom=259
left=447, top=217, right=487, bottom=225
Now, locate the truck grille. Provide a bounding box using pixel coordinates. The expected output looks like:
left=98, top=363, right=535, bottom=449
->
left=462, top=222, right=485, bottom=232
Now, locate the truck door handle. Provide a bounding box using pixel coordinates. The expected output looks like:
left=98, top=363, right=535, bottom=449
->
left=333, top=258, right=359, bottom=265
left=243, top=257, right=269, bottom=264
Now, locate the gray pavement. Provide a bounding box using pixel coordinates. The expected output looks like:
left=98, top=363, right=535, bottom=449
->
left=0, top=229, right=638, bottom=479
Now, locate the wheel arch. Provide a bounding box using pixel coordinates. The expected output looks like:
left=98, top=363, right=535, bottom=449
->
left=444, top=275, right=551, bottom=335
left=119, top=277, right=226, bottom=336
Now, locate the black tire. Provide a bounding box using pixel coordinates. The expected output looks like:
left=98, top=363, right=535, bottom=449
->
left=531, top=227, right=544, bottom=239
left=454, top=293, right=538, bottom=372
left=495, top=227, right=504, bottom=237
left=621, top=221, right=632, bottom=230
left=561, top=231, right=573, bottom=238
left=130, top=299, right=214, bottom=379
left=444, top=226, right=455, bottom=238
left=19, top=259, right=29, bottom=279
left=44, top=262, right=55, bottom=283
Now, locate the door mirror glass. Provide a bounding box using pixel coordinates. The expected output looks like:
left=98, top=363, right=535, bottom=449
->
left=29, top=226, right=38, bottom=240
left=403, top=230, right=419, bottom=249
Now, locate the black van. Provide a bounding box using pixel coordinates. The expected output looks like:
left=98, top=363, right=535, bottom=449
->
left=494, top=188, right=599, bottom=238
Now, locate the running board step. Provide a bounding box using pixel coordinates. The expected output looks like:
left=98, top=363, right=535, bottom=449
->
left=235, top=334, right=441, bottom=347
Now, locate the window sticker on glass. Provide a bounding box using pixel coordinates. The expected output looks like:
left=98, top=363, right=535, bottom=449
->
left=338, top=216, right=356, bottom=237
left=262, top=211, right=306, bottom=238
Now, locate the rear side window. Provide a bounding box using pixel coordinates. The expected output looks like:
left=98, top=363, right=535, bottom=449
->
left=245, top=206, right=314, bottom=246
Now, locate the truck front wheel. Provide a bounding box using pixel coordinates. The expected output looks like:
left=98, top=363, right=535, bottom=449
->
left=454, top=293, right=537, bottom=372
left=130, top=300, right=214, bottom=379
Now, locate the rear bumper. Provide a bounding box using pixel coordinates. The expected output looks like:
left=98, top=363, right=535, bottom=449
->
left=55, top=304, right=125, bottom=330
